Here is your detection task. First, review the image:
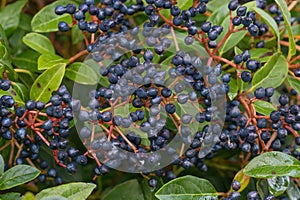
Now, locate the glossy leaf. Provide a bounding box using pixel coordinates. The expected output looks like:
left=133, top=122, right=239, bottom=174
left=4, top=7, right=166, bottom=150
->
left=230, top=169, right=250, bottom=193
left=12, top=50, right=40, bottom=72
left=267, top=176, right=290, bottom=197
left=30, top=63, right=66, bottom=103
left=0, top=193, right=21, bottom=200
left=103, top=179, right=145, bottom=200
left=244, top=151, right=300, bottom=178
left=287, top=75, right=300, bottom=95
left=228, top=78, right=238, bottom=100
left=208, top=4, right=229, bottom=25
left=275, top=0, right=296, bottom=58
left=65, top=62, right=99, bottom=85
left=71, top=26, right=85, bottom=45
left=287, top=180, right=300, bottom=200
left=0, top=42, right=17, bottom=79
left=38, top=54, right=68, bottom=70
left=248, top=48, right=272, bottom=63
left=0, top=0, right=27, bottom=36
left=12, top=82, right=28, bottom=101
left=31, top=0, right=73, bottom=32
left=0, top=154, right=4, bottom=176
left=256, top=179, right=269, bottom=200
left=36, top=183, right=96, bottom=200
left=40, top=196, right=68, bottom=200
left=22, top=192, right=35, bottom=200
left=155, top=175, right=218, bottom=200
left=84, top=59, right=110, bottom=87
left=23, top=33, right=55, bottom=54
left=0, top=165, right=40, bottom=190
left=251, top=53, right=288, bottom=91
left=253, top=100, right=276, bottom=116
left=0, top=25, right=9, bottom=48
left=207, top=0, right=231, bottom=12
left=251, top=7, right=280, bottom=51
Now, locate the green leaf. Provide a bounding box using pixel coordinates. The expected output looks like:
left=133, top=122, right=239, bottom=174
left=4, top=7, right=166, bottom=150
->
left=251, top=53, right=288, bottom=91
left=0, top=154, right=4, bottom=176
left=31, top=0, right=74, bottom=32
left=0, top=193, right=21, bottom=200
left=256, top=179, right=269, bottom=200
left=248, top=48, right=272, bottom=63
left=207, top=4, right=229, bottom=25
left=40, top=196, right=68, bottom=200
left=291, top=24, right=300, bottom=36
left=251, top=7, right=280, bottom=51
left=207, top=0, right=231, bottom=12
left=275, top=0, right=296, bottom=59
left=0, top=165, right=40, bottom=190
left=267, top=176, right=290, bottom=197
left=38, top=54, right=68, bottom=70
left=0, top=42, right=17, bottom=80
left=155, top=175, right=218, bottom=200
left=217, top=2, right=256, bottom=54
left=218, top=16, right=247, bottom=54
left=71, top=26, right=85, bottom=45
left=0, top=25, right=9, bottom=49
left=12, top=50, right=40, bottom=72
left=228, top=78, right=238, bottom=100
left=30, top=63, right=66, bottom=103
left=84, top=59, right=110, bottom=87
left=287, top=180, right=300, bottom=200
left=36, top=183, right=95, bottom=200
left=0, top=0, right=27, bottom=36
left=65, top=62, right=99, bottom=85
left=230, top=169, right=250, bottom=193
left=243, top=151, right=300, bottom=178
left=103, top=179, right=145, bottom=200
left=22, top=192, right=35, bottom=200
left=287, top=75, right=300, bottom=95
left=22, top=33, right=55, bottom=54
left=12, top=82, right=28, bottom=101
left=234, top=47, right=243, bottom=55
left=253, top=100, right=276, bottom=116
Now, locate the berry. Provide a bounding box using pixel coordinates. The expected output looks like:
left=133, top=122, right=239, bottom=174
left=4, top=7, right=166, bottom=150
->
left=241, top=71, right=252, bottom=82
left=228, top=0, right=238, bottom=11
left=58, top=22, right=69, bottom=32
left=254, top=87, right=265, bottom=99
left=165, top=104, right=176, bottom=114
left=148, top=178, right=158, bottom=188
left=232, top=180, right=241, bottom=191
left=55, top=5, right=66, bottom=15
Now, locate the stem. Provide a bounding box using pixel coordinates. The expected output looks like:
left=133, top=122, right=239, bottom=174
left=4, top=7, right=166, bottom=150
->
left=170, top=25, right=179, bottom=52
left=114, top=126, right=138, bottom=153
left=1, top=0, right=6, bottom=8
left=280, top=41, right=300, bottom=52
left=69, top=50, right=89, bottom=63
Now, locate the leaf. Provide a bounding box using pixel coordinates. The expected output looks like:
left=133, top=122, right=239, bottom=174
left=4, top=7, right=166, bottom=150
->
left=30, top=63, right=66, bottom=103
left=230, top=169, right=250, bottom=193
left=0, top=0, right=27, bottom=36
left=36, top=182, right=95, bottom=200
left=287, top=75, right=300, bottom=95
left=228, top=78, right=238, bottom=100
left=234, top=47, right=243, bottom=55
left=40, top=195, right=68, bottom=200
left=0, top=193, right=21, bottom=200
left=31, top=0, right=74, bottom=32
left=256, top=179, right=269, bottom=200
left=291, top=24, right=300, bottom=36
left=251, top=53, right=288, bottom=91
left=71, top=26, right=85, bottom=45
left=207, top=0, right=231, bottom=12
left=275, top=0, right=296, bottom=59
left=243, top=151, right=300, bottom=178
left=38, top=54, right=68, bottom=70
left=0, top=154, right=4, bottom=176
left=103, top=179, right=145, bottom=200
left=267, top=176, right=290, bottom=197
left=141, top=179, right=161, bottom=200
left=248, top=48, right=272, bottom=63
left=65, top=62, right=99, bottom=85
left=287, top=180, right=300, bottom=200
left=155, top=175, right=218, bottom=200
left=22, top=192, right=36, bottom=200
left=0, top=42, right=18, bottom=80
left=12, top=50, right=40, bottom=72
left=160, top=1, right=192, bottom=19
left=0, top=25, right=9, bottom=48
left=217, top=2, right=256, bottom=54
left=253, top=100, right=276, bottom=116
left=251, top=7, right=280, bottom=51
left=22, top=33, right=55, bottom=54
left=84, top=59, right=110, bottom=87
left=0, top=165, right=40, bottom=190
left=207, top=4, right=229, bottom=25
left=12, top=82, right=28, bottom=101
left=218, top=15, right=247, bottom=54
